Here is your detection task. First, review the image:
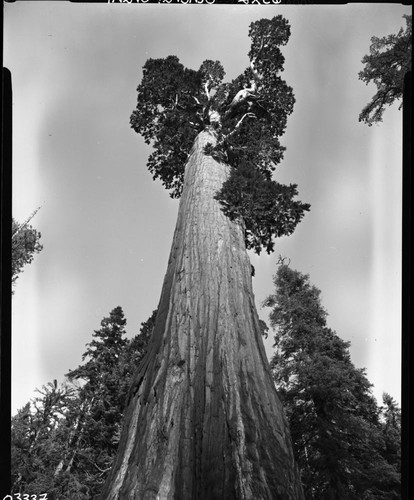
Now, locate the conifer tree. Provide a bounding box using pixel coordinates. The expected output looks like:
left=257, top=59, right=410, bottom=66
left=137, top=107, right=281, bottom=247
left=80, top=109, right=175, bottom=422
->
left=12, top=211, right=43, bottom=293
left=359, top=14, right=412, bottom=125
left=263, top=264, right=401, bottom=499
left=60, top=307, right=130, bottom=497
left=379, top=393, right=401, bottom=478
left=101, top=15, right=307, bottom=499
left=10, top=381, right=80, bottom=498
left=11, top=308, right=156, bottom=499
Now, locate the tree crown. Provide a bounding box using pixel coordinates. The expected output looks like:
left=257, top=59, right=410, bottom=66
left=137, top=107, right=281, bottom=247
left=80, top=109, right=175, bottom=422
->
left=130, top=15, right=310, bottom=254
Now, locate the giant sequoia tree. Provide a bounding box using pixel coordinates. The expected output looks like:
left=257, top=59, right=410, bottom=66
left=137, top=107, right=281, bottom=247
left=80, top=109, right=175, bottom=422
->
left=101, top=16, right=308, bottom=499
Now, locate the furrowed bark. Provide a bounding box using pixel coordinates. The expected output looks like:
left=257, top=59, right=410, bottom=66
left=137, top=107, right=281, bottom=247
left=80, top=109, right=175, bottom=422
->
left=100, top=129, right=303, bottom=499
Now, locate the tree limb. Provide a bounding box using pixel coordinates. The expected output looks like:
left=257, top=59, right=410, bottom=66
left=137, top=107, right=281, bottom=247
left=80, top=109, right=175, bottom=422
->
left=12, top=206, right=42, bottom=239
left=94, top=462, right=112, bottom=474
left=231, top=112, right=257, bottom=134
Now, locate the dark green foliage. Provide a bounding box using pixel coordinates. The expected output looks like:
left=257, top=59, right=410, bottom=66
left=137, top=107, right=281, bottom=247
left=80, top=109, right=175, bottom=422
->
left=11, top=308, right=155, bottom=499
left=359, top=14, right=412, bottom=125
left=379, top=393, right=401, bottom=475
left=259, top=318, right=269, bottom=338
left=264, top=264, right=401, bottom=499
left=67, top=306, right=129, bottom=405
left=12, top=213, right=43, bottom=292
left=10, top=382, right=81, bottom=498
left=199, top=59, right=226, bottom=99
left=130, top=15, right=309, bottom=254
left=62, top=306, right=147, bottom=497
left=130, top=56, right=205, bottom=198
left=215, top=161, right=310, bottom=254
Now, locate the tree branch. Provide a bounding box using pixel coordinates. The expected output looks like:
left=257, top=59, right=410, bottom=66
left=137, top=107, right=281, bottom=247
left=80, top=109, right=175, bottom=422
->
left=227, top=36, right=267, bottom=112
left=250, top=37, right=266, bottom=84
left=228, top=86, right=257, bottom=110
left=204, top=81, right=210, bottom=100
left=94, top=462, right=112, bottom=475
left=231, top=112, right=257, bottom=134
left=12, top=206, right=42, bottom=239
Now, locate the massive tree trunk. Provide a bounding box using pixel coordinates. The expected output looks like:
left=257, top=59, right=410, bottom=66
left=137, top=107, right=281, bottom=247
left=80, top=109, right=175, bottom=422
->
left=100, top=129, right=303, bottom=499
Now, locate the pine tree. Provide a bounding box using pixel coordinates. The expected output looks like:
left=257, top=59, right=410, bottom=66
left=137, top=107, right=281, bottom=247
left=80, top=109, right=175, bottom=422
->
left=263, top=264, right=401, bottom=499
left=101, top=15, right=306, bottom=499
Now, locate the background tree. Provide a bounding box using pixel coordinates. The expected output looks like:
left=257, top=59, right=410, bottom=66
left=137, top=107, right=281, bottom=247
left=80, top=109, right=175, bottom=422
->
left=102, top=15, right=307, bottom=499
left=263, top=264, right=401, bottom=499
left=359, top=14, right=412, bottom=125
left=379, top=393, right=401, bottom=478
left=12, top=208, right=43, bottom=293
left=10, top=380, right=80, bottom=498
left=120, top=309, right=157, bottom=396
left=11, top=308, right=155, bottom=499
left=60, top=306, right=134, bottom=498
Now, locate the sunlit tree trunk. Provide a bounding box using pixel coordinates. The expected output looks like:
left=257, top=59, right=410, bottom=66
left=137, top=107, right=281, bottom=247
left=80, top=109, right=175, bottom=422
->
left=100, top=130, right=303, bottom=499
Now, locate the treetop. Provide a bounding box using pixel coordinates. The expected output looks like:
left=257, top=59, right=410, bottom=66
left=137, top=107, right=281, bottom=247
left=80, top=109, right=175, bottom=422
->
left=130, top=15, right=310, bottom=254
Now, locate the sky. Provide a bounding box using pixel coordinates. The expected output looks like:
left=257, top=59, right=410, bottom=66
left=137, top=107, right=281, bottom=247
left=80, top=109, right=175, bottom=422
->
left=4, top=1, right=409, bottom=414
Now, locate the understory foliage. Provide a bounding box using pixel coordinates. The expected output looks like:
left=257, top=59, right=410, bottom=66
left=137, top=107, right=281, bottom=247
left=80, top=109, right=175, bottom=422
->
left=130, top=15, right=310, bottom=254
left=12, top=210, right=43, bottom=293
left=359, top=14, right=412, bottom=125
left=264, top=264, right=401, bottom=499
left=11, top=307, right=157, bottom=499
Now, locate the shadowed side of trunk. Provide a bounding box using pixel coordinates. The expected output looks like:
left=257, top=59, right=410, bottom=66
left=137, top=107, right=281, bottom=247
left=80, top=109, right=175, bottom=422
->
left=100, top=130, right=303, bottom=499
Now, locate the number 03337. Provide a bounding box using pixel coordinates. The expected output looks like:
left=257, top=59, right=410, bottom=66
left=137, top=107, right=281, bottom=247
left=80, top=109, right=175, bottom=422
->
left=3, top=495, right=48, bottom=500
